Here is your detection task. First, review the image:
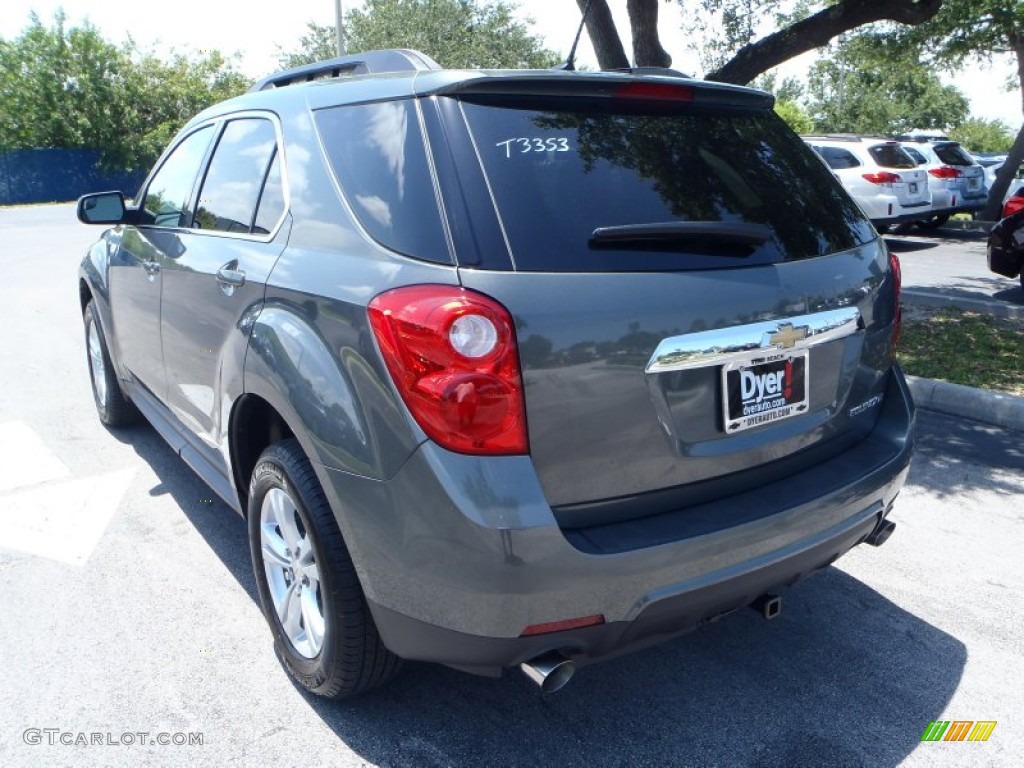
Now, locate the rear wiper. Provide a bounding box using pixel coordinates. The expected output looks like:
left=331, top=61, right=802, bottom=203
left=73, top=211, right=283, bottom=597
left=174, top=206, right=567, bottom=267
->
left=590, top=221, right=772, bottom=253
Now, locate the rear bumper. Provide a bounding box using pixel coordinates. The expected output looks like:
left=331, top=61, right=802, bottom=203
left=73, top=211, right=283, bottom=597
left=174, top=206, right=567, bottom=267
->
left=317, top=367, right=915, bottom=673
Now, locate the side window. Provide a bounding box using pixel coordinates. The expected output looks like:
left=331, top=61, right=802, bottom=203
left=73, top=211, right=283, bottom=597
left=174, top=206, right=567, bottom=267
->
left=193, top=118, right=278, bottom=234
left=314, top=100, right=451, bottom=264
left=143, top=126, right=213, bottom=227
left=904, top=147, right=927, bottom=165
left=253, top=150, right=285, bottom=235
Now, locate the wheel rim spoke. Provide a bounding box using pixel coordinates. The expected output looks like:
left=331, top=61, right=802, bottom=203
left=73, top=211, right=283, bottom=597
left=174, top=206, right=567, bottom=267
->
left=87, top=322, right=107, bottom=406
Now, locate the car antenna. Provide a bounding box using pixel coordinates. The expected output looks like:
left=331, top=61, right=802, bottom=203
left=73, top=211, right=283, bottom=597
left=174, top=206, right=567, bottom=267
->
left=555, top=0, right=593, bottom=72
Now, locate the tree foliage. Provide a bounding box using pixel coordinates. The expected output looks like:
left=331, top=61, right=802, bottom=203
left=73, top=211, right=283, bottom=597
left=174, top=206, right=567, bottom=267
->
left=805, top=31, right=970, bottom=135
left=0, top=11, right=250, bottom=171
left=949, top=117, right=1015, bottom=152
left=278, top=0, right=559, bottom=71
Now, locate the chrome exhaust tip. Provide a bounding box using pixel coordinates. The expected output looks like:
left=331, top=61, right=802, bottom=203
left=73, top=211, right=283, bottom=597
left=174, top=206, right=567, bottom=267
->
left=520, top=652, right=575, bottom=694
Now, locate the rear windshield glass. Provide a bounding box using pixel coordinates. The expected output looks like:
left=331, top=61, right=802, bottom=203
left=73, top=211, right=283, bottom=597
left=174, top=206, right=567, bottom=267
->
left=454, top=100, right=875, bottom=272
left=933, top=143, right=975, bottom=166
left=868, top=144, right=918, bottom=169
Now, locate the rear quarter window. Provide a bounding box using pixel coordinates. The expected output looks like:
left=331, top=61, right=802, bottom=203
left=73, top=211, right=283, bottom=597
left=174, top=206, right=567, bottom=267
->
left=816, top=146, right=861, bottom=169
left=315, top=100, right=451, bottom=264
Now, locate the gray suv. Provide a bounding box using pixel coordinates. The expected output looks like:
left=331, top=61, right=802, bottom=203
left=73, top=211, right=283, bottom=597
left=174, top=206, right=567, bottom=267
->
left=77, top=49, right=915, bottom=698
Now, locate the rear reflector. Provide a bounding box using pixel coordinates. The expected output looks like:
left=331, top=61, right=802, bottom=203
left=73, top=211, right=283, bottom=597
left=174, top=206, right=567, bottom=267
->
left=520, top=615, right=606, bottom=636
left=890, top=249, right=902, bottom=352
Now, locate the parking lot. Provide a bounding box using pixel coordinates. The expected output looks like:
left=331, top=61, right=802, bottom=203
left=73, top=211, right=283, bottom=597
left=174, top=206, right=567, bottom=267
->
left=1, top=205, right=1021, bottom=767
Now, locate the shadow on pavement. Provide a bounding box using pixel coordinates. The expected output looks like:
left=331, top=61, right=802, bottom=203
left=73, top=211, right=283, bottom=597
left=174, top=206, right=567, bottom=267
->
left=108, top=417, right=968, bottom=768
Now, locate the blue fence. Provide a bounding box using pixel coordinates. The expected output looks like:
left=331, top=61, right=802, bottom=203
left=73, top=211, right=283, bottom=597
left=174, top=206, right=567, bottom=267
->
left=0, top=148, right=146, bottom=206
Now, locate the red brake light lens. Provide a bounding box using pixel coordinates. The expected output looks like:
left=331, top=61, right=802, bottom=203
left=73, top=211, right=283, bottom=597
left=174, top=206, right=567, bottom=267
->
left=613, top=82, right=694, bottom=102
left=367, top=285, right=528, bottom=455
left=862, top=172, right=902, bottom=185
left=928, top=166, right=963, bottom=179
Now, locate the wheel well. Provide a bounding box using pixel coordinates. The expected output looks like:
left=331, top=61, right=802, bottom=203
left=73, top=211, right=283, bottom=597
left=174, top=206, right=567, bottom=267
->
left=79, top=280, right=93, bottom=313
left=231, top=395, right=295, bottom=514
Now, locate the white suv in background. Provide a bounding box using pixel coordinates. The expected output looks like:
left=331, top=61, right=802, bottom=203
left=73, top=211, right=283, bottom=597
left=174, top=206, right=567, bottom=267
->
left=804, top=136, right=931, bottom=231
left=899, top=139, right=987, bottom=228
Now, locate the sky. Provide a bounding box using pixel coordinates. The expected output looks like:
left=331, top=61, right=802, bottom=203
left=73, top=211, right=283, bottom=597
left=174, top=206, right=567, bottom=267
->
left=1, top=0, right=1020, bottom=129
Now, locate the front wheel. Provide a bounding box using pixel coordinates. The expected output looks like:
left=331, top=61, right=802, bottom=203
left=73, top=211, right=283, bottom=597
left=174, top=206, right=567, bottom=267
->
left=248, top=439, right=401, bottom=698
left=83, top=300, right=139, bottom=427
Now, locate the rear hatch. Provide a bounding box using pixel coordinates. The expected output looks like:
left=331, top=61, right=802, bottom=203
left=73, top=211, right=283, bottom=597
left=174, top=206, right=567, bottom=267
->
left=867, top=142, right=930, bottom=208
left=425, top=75, right=898, bottom=524
left=933, top=141, right=986, bottom=200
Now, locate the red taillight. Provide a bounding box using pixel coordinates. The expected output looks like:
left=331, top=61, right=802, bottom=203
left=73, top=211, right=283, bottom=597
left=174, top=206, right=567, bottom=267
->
left=889, top=249, right=902, bottom=352
left=367, top=285, right=528, bottom=455
left=1005, top=196, right=1024, bottom=217
left=928, top=166, right=963, bottom=179
left=862, top=172, right=902, bottom=185
left=613, top=82, right=694, bottom=102
left=520, top=614, right=606, bottom=636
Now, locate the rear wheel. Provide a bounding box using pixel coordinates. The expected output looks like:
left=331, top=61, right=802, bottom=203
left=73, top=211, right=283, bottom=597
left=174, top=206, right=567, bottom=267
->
left=83, top=300, right=139, bottom=427
left=916, top=214, right=950, bottom=231
left=248, top=439, right=401, bottom=698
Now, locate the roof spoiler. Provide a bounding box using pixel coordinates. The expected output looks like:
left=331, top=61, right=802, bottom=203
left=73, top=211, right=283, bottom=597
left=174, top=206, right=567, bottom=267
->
left=249, top=48, right=442, bottom=93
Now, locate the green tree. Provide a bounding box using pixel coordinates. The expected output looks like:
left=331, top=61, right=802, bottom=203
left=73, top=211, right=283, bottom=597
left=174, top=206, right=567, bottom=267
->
left=950, top=117, right=1015, bottom=152
left=904, top=0, right=1024, bottom=219
left=805, top=30, right=970, bottom=135
left=774, top=99, right=814, bottom=134
left=0, top=11, right=250, bottom=172
left=278, top=0, right=558, bottom=71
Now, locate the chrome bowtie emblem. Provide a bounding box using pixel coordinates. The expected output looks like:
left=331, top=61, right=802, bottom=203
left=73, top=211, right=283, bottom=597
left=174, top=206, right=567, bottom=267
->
left=766, top=322, right=810, bottom=349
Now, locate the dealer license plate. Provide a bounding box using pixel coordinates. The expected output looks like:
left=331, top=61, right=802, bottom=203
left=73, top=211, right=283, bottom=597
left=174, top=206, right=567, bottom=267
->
left=722, top=351, right=809, bottom=434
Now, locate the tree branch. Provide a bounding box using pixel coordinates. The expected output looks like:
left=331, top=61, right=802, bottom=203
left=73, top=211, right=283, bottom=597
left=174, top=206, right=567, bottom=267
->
left=706, top=0, right=943, bottom=85
left=628, top=0, right=671, bottom=68
left=575, top=0, right=629, bottom=70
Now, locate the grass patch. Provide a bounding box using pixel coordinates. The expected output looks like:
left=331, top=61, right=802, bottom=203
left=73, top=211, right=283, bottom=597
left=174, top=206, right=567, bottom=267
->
left=898, top=307, right=1024, bottom=396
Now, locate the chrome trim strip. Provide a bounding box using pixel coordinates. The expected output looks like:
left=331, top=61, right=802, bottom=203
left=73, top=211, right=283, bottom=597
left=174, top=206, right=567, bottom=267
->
left=645, top=306, right=862, bottom=374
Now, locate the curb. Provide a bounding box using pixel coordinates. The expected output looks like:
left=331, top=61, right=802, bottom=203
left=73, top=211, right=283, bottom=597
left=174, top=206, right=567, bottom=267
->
left=906, top=374, right=1024, bottom=432
left=901, top=289, right=1024, bottom=320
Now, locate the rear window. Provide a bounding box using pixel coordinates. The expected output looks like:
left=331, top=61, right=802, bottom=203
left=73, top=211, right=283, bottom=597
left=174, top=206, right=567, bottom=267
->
left=453, top=100, right=874, bottom=272
left=867, top=144, right=918, bottom=169
left=933, top=142, right=976, bottom=166
left=814, top=146, right=861, bottom=169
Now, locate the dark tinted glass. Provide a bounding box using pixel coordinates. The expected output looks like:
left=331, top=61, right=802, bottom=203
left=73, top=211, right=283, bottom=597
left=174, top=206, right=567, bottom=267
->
left=933, top=142, right=975, bottom=166
left=455, top=101, right=874, bottom=272
left=143, top=126, right=213, bottom=227
left=868, top=144, right=917, bottom=169
left=903, top=146, right=927, bottom=164
left=194, top=119, right=277, bottom=233
left=816, top=146, right=861, bottom=169
left=315, top=100, right=450, bottom=264
left=253, top=151, right=285, bottom=235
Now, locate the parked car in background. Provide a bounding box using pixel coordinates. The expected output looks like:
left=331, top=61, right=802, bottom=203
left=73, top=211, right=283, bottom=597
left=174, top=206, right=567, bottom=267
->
left=973, top=152, right=1007, bottom=189
left=988, top=208, right=1024, bottom=289
left=899, top=139, right=987, bottom=228
left=76, top=50, right=915, bottom=699
left=804, top=135, right=931, bottom=231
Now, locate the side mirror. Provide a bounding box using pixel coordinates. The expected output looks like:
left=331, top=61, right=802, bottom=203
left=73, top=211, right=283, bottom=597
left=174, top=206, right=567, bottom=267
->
left=77, top=192, right=127, bottom=225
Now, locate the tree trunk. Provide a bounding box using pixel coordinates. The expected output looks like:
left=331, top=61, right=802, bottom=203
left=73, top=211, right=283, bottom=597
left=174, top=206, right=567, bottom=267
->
left=706, top=0, right=942, bottom=85
left=575, top=0, right=629, bottom=70
left=628, top=0, right=671, bottom=68
left=981, top=34, right=1024, bottom=222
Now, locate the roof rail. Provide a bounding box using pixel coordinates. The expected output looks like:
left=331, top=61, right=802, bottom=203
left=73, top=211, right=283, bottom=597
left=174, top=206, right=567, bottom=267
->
left=249, top=49, right=442, bottom=93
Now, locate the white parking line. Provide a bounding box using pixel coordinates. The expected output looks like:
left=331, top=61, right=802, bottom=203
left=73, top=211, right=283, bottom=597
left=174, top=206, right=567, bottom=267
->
left=0, top=469, right=135, bottom=565
left=0, top=421, right=71, bottom=493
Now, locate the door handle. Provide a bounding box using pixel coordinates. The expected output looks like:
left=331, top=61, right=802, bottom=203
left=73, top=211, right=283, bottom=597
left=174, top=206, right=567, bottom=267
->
left=216, top=266, right=246, bottom=287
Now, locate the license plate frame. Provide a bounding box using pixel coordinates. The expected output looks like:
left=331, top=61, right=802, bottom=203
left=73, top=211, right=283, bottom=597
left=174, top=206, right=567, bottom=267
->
left=721, top=350, right=810, bottom=434
left=909, top=182, right=919, bottom=194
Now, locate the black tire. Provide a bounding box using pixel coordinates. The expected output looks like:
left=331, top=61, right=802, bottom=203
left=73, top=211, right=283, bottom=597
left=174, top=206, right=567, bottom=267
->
left=248, top=439, right=401, bottom=699
left=916, top=214, right=950, bottom=231
left=84, top=300, right=140, bottom=427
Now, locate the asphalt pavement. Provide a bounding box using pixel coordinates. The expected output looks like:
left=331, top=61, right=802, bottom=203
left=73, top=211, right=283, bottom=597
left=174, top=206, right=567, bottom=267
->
left=0, top=204, right=1021, bottom=767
